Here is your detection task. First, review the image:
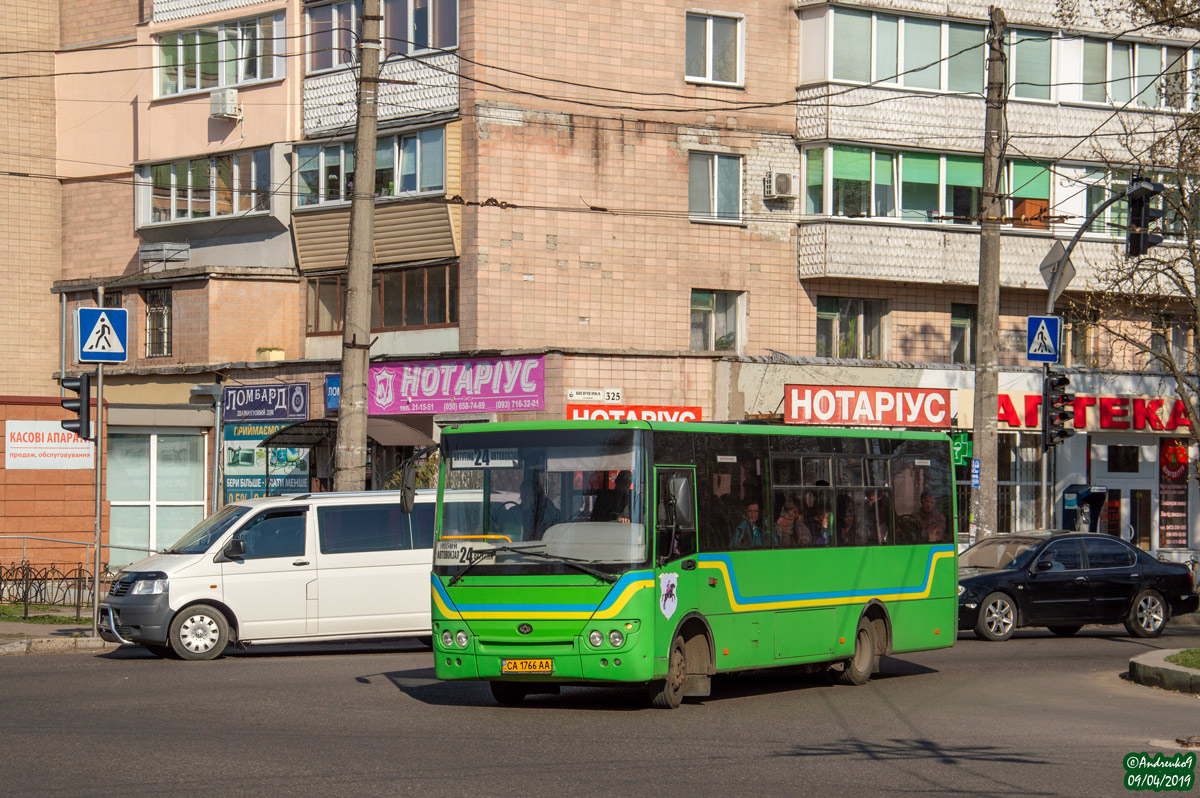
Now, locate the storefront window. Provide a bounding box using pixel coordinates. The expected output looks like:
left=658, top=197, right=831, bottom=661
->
left=997, top=432, right=1045, bottom=532
left=107, top=431, right=207, bottom=567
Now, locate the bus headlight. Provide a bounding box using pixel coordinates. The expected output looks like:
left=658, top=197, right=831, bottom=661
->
left=608, top=630, right=625, bottom=648
left=589, top=630, right=605, bottom=647
left=454, top=630, right=470, bottom=648
left=441, top=630, right=454, bottom=648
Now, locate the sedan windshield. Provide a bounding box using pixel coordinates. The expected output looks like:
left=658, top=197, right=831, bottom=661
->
left=163, top=504, right=252, bottom=554
left=959, top=536, right=1047, bottom=570
left=436, top=428, right=648, bottom=576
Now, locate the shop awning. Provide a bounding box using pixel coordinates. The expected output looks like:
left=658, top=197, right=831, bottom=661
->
left=260, top=418, right=434, bottom=448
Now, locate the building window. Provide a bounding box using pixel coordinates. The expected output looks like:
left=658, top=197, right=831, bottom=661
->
left=306, top=264, right=459, bottom=334
left=144, top=288, right=172, bottom=358
left=900, top=152, right=939, bottom=222
left=805, top=148, right=824, bottom=214
left=1067, top=311, right=1098, bottom=367
left=685, top=12, right=741, bottom=85
left=688, top=152, right=742, bottom=221
left=158, top=14, right=281, bottom=96
left=831, top=147, right=870, bottom=217
left=816, top=296, right=886, bottom=359
left=383, top=0, right=458, bottom=57
left=297, top=129, right=444, bottom=207
left=1009, top=160, right=1050, bottom=229
left=998, top=432, right=1045, bottom=533
left=950, top=303, right=976, bottom=365
left=147, top=149, right=270, bottom=223
left=1108, top=445, right=1140, bottom=473
left=690, top=289, right=740, bottom=351
left=308, top=1, right=361, bottom=72
left=1009, top=29, right=1052, bottom=101
left=103, top=292, right=123, bottom=309
left=944, top=156, right=982, bottom=224
left=1150, top=318, right=1190, bottom=370
left=107, top=432, right=206, bottom=568
left=831, top=9, right=985, bottom=93
left=1081, top=38, right=1133, bottom=104
left=1083, top=168, right=1128, bottom=236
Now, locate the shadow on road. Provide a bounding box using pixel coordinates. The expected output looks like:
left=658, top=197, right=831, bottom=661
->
left=360, top=654, right=938, bottom=709
left=96, top=638, right=433, bottom=660
left=780, top=736, right=1052, bottom=767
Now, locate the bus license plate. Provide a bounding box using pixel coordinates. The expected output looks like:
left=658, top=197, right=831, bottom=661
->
left=501, top=658, right=553, bottom=674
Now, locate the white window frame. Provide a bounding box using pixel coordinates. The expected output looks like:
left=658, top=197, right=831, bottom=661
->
left=689, top=289, right=743, bottom=353
left=142, top=148, right=271, bottom=226
left=156, top=12, right=284, bottom=98
left=950, top=303, right=976, bottom=365
left=107, top=428, right=209, bottom=567
left=295, top=127, right=445, bottom=208
left=688, top=151, right=743, bottom=223
left=1007, top=28, right=1056, bottom=102
left=383, top=0, right=459, bottom=58
left=828, top=9, right=987, bottom=95
left=307, top=0, right=362, bottom=74
left=815, top=295, right=889, bottom=360
left=684, top=10, right=745, bottom=87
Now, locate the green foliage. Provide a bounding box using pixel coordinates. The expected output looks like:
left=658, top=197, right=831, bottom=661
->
left=1165, top=648, right=1200, bottom=670
left=0, top=604, right=85, bottom=625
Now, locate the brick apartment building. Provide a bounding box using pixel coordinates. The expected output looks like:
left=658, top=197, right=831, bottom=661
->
left=1, top=0, right=1198, bottom=568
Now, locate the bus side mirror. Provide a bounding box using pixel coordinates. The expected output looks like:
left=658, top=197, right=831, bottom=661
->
left=399, top=461, right=418, bottom=514
left=669, top=477, right=693, bottom=527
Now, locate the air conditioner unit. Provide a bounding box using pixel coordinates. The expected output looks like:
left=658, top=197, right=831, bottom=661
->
left=210, top=88, right=240, bottom=120
left=765, top=171, right=799, bottom=200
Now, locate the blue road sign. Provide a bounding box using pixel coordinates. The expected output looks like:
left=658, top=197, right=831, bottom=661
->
left=970, top=458, right=981, bottom=489
left=1026, top=315, right=1061, bottom=363
left=76, top=307, right=129, bottom=364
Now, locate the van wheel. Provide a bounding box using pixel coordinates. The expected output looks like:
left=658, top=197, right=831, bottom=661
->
left=168, top=605, right=230, bottom=661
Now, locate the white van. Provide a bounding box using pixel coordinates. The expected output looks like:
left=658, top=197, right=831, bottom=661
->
left=99, top=489, right=461, bottom=659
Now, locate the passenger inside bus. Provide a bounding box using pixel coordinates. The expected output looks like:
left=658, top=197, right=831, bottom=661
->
left=592, top=470, right=633, bottom=522
left=731, top=501, right=767, bottom=548
left=917, top=490, right=948, bottom=543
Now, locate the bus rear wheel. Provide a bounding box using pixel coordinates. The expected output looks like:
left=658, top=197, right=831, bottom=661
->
left=835, top=618, right=878, bottom=686
left=490, top=681, right=528, bottom=706
left=649, top=635, right=687, bottom=709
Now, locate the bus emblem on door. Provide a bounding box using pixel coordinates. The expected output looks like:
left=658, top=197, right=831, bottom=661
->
left=659, top=573, right=678, bottom=620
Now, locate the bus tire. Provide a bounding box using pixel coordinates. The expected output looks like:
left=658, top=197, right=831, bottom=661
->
left=836, top=617, right=878, bottom=686
left=490, top=681, right=528, bottom=706
left=649, top=635, right=687, bottom=709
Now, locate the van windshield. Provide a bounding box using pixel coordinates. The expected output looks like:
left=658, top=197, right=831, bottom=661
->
left=163, top=504, right=252, bottom=555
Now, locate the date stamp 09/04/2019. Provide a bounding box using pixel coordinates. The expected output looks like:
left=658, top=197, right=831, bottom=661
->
left=1124, top=752, right=1196, bottom=792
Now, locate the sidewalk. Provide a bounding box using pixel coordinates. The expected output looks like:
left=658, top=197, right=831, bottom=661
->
left=0, top=619, right=116, bottom=656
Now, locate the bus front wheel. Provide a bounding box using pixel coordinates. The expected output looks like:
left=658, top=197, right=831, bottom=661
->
left=649, top=635, right=687, bottom=709
left=490, top=681, right=528, bottom=706
left=835, top=617, right=877, bottom=686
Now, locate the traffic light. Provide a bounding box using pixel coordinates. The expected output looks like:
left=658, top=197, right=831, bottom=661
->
left=1126, top=176, right=1165, bottom=258
left=1042, top=369, right=1075, bottom=449
left=61, top=372, right=92, bottom=441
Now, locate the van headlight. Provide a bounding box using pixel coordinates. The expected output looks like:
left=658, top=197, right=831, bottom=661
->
left=131, top=578, right=168, bottom=595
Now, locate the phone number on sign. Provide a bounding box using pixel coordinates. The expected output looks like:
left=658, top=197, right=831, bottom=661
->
left=492, top=399, right=541, bottom=411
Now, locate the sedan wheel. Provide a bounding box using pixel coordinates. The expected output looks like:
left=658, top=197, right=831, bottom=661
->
left=1124, top=589, right=1166, bottom=638
left=975, top=592, right=1016, bottom=641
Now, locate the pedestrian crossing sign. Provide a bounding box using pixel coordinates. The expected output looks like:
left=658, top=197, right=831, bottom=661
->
left=76, top=307, right=128, bottom=364
left=1026, top=315, right=1061, bottom=363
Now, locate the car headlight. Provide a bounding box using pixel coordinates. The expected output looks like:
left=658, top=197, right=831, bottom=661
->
left=454, top=630, right=469, bottom=648
left=131, top=578, right=168, bottom=595
left=608, top=630, right=625, bottom=647
left=441, top=630, right=454, bottom=648
left=958, top=585, right=965, bottom=597
left=589, top=630, right=605, bottom=647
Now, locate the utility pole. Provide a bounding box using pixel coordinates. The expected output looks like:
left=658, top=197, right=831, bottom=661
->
left=971, top=6, right=1006, bottom=542
left=334, top=0, right=381, bottom=491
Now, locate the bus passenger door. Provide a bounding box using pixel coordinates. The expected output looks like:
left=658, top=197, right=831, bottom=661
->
left=653, top=467, right=700, bottom=634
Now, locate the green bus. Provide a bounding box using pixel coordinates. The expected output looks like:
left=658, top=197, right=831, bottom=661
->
left=428, top=420, right=957, bottom=708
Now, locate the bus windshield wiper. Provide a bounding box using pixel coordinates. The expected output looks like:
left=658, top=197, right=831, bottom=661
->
left=490, top=546, right=618, bottom=583
left=447, top=544, right=617, bottom=585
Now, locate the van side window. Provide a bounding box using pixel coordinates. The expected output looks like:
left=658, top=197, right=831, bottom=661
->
left=410, top=503, right=436, bottom=549
left=318, top=504, right=412, bottom=554
left=233, top=510, right=307, bottom=560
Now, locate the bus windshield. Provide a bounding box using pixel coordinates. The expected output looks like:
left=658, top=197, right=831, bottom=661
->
left=436, top=428, right=648, bottom=576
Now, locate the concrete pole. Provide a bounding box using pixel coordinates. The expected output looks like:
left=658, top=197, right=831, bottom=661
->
left=971, top=6, right=1006, bottom=542
left=334, top=0, right=381, bottom=492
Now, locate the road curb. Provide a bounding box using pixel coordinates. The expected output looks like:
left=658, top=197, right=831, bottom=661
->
left=0, top=637, right=117, bottom=657
left=1129, top=649, right=1200, bottom=694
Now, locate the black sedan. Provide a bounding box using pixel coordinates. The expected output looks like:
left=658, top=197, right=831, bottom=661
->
left=958, top=532, right=1198, bottom=641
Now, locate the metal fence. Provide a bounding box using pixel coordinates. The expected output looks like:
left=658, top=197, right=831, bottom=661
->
left=0, top=562, right=111, bottom=621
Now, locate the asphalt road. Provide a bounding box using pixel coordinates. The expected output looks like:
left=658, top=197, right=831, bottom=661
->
left=2, top=627, right=1198, bottom=797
